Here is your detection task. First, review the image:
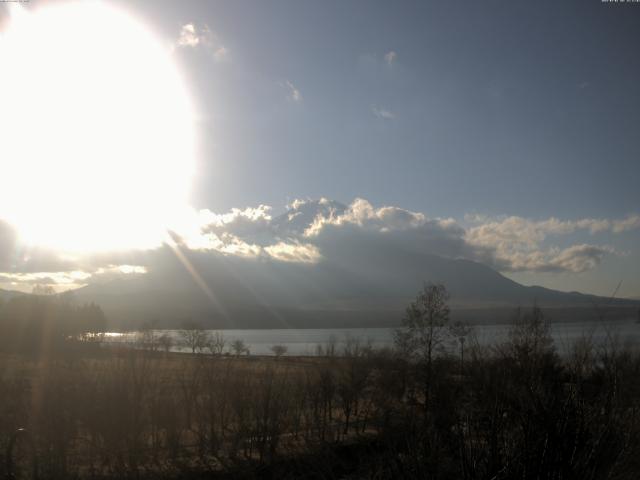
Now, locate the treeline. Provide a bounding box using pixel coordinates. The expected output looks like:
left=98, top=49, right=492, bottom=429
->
left=0, top=294, right=107, bottom=353
left=0, top=285, right=639, bottom=479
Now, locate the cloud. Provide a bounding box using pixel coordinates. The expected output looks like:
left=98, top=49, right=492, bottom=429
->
left=613, top=215, right=640, bottom=233
left=463, top=215, right=632, bottom=273
left=305, top=198, right=429, bottom=235
left=202, top=205, right=273, bottom=239
left=0, top=215, right=154, bottom=291
left=0, top=264, right=147, bottom=292
left=371, top=105, right=396, bottom=120
left=489, top=244, right=614, bottom=274
left=166, top=203, right=319, bottom=264
left=0, top=270, right=90, bottom=287
left=94, top=264, right=147, bottom=276
left=300, top=198, right=476, bottom=264
left=176, top=23, right=228, bottom=61
left=576, top=218, right=611, bottom=234
left=282, top=80, right=302, bottom=102
left=465, top=213, right=640, bottom=246
left=544, top=244, right=614, bottom=273
left=0, top=220, right=17, bottom=270
left=192, top=199, right=629, bottom=275
left=1, top=200, right=638, bottom=292
left=264, top=242, right=320, bottom=264
left=383, top=50, right=397, bottom=65
left=177, top=23, right=200, bottom=47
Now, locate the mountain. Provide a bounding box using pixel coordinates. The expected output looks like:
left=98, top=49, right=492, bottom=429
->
left=0, top=288, right=26, bottom=302
left=74, top=247, right=638, bottom=330
left=68, top=198, right=639, bottom=329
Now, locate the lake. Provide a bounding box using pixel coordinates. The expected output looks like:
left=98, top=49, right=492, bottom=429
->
left=104, top=318, right=640, bottom=356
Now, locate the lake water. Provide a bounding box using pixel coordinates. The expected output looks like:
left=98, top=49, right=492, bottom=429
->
left=104, top=319, right=640, bottom=356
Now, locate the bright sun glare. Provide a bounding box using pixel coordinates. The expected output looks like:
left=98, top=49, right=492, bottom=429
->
left=0, top=2, right=196, bottom=252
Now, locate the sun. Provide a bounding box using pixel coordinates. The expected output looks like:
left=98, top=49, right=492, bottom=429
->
left=0, top=2, right=196, bottom=252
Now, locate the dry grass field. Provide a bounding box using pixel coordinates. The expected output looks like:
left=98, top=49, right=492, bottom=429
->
left=2, top=301, right=640, bottom=479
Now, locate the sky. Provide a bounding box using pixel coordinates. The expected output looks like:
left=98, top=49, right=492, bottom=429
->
left=0, top=0, right=639, bottom=298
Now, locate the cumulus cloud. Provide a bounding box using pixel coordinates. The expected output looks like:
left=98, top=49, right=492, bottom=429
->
left=201, top=205, right=273, bottom=239
left=187, top=199, right=631, bottom=276
left=465, top=213, right=640, bottom=241
left=544, top=244, right=614, bottom=273
left=165, top=203, right=320, bottom=264
left=488, top=244, right=614, bottom=274
left=383, top=50, right=397, bottom=65
left=371, top=105, right=396, bottom=120
left=177, top=23, right=201, bottom=47
left=305, top=198, right=430, bottom=235
left=264, top=242, right=320, bottom=264
left=176, top=23, right=228, bottom=61
left=463, top=214, right=634, bottom=273
left=613, top=215, right=640, bottom=233
left=1, top=199, right=638, bottom=292
left=298, top=198, right=476, bottom=266
left=0, top=264, right=147, bottom=292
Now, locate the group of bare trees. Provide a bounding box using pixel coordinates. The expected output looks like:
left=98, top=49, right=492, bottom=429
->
left=136, top=324, right=253, bottom=357
left=382, top=283, right=640, bottom=479
left=1, top=283, right=640, bottom=478
left=0, top=347, right=389, bottom=478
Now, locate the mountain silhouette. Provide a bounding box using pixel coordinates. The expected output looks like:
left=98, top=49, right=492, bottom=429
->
left=73, top=245, right=637, bottom=329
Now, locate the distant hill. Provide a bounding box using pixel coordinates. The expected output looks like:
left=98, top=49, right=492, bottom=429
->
left=74, top=248, right=638, bottom=330
left=36, top=198, right=632, bottom=329
left=0, top=288, right=26, bottom=302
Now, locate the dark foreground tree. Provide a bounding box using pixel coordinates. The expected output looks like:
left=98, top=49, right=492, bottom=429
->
left=394, top=283, right=451, bottom=414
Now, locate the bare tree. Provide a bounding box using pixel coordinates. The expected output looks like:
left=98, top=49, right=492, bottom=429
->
left=158, top=333, right=174, bottom=353
left=394, top=282, right=451, bottom=412
left=506, top=304, right=555, bottom=364
left=206, top=331, right=226, bottom=356
left=180, top=322, right=209, bottom=354
left=449, top=320, right=473, bottom=374
left=342, top=334, right=362, bottom=358
left=32, top=284, right=56, bottom=296
left=231, top=338, right=248, bottom=357
left=395, top=283, right=450, bottom=362
left=271, top=344, right=288, bottom=358
left=138, top=321, right=161, bottom=352
left=315, top=334, right=338, bottom=357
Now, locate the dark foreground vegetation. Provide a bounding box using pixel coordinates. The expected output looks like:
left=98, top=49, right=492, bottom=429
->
left=1, top=287, right=640, bottom=479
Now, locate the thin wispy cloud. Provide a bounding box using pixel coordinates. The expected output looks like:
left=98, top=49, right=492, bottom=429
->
left=371, top=105, right=396, bottom=120
left=383, top=50, right=397, bottom=66
left=282, top=80, right=302, bottom=102
left=176, top=23, right=228, bottom=61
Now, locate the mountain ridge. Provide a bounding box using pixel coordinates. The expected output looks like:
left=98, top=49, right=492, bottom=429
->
left=71, top=250, right=638, bottom=329
left=4, top=199, right=637, bottom=328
